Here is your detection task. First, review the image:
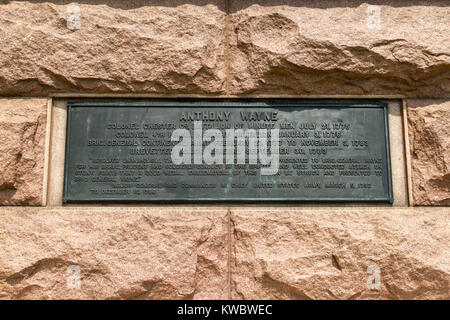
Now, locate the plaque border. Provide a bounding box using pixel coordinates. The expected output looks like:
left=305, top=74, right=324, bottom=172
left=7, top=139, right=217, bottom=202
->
left=63, top=100, right=393, bottom=204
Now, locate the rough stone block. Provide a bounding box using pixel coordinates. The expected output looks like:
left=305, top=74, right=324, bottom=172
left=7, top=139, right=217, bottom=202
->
left=0, top=207, right=229, bottom=299
left=229, top=1, right=450, bottom=97
left=408, top=99, right=449, bottom=205
left=231, top=208, right=450, bottom=299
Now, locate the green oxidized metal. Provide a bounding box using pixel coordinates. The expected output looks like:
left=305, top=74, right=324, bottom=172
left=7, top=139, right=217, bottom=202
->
left=63, top=100, right=393, bottom=203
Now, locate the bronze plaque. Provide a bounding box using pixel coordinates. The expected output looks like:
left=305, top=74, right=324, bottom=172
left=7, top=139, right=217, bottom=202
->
left=63, top=100, right=393, bottom=203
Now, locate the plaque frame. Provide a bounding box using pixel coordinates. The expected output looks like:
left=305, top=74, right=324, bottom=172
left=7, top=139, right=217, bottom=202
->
left=63, top=100, right=393, bottom=203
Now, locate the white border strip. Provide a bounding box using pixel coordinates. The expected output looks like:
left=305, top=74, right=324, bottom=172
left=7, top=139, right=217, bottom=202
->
left=42, top=97, right=53, bottom=206
left=402, top=99, right=414, bottom=206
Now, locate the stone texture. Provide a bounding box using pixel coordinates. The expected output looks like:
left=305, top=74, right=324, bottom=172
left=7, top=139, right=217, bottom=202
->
left=0, top=98, right=47, bottom=205
left=0, top=0, right=226, bottom=96
left=0, top=207, right=228, bottom=299
left=231, top=208, right=450, bottom=300
left=1, top=206, right=448, bottom=300
left=229, top=1, right=450, bottom=97
left=408, top=99, right=449, bottom=206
